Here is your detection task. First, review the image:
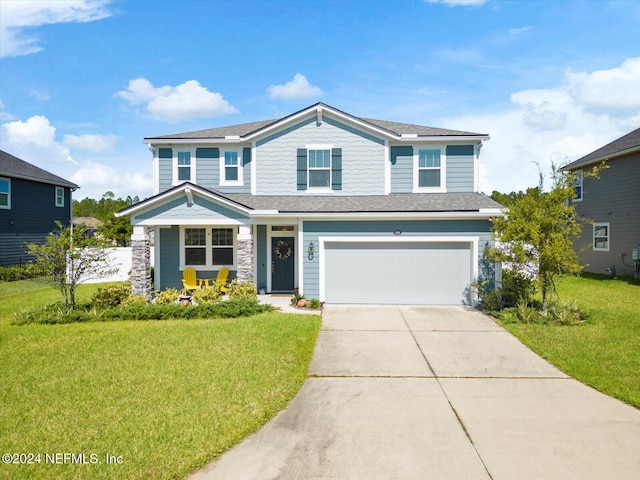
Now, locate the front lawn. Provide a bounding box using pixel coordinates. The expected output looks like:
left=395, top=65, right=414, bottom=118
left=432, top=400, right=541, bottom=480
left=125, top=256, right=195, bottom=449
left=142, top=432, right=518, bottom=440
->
left=500, top=274, right=640, bottom=409
left=0, top=281, right=321, bottom=480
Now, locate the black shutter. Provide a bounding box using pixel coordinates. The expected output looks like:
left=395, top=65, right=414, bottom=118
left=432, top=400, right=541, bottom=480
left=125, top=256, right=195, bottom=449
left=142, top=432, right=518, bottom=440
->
left=297, top=148, right=308, bottom=191
left=196, top=148, right=219, bottom=158
left=159, top=148, right=173, bottom=159
left=331, top=148, right=342, bottom=191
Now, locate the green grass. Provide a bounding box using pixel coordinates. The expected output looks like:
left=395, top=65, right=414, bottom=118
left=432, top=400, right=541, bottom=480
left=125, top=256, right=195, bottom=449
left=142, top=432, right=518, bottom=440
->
left=0, top=280, right=321, bottom=479
left=500, top=274, right=640, bottom=409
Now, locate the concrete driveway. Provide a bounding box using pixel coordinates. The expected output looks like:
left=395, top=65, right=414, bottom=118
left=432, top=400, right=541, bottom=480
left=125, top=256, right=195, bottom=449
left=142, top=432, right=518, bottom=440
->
left=190, top=305, right=640, bottom=480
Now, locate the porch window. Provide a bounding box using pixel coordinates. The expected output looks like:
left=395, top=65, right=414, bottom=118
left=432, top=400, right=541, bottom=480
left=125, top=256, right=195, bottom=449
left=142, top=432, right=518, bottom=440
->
left=212, top=228, right=234, bottom=265
left=185, top=228, right=206, bottom=265
left=181, top=226, right=236, bottom=268
left=593, top=223, right=610, bottom=251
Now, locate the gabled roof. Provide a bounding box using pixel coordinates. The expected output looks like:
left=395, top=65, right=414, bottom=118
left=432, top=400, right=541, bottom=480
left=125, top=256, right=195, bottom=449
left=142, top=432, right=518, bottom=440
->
left=144, top=102, right=488, bottom=143
left=0, top=150, right=79, bottom=188
left=563, top=127, right=640, bottom=170
left=117, top=182, right=503, bottom=220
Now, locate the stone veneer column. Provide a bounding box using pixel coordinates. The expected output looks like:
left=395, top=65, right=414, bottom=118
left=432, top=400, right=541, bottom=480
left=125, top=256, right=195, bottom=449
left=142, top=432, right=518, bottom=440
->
left=236, top=225, right=254, bottom=283
left=130, top=226, right=151, bottom=297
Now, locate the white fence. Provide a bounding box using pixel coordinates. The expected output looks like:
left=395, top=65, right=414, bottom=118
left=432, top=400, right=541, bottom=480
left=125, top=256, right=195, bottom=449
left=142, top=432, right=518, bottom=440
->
left=80, top=247, right=155, bottom=284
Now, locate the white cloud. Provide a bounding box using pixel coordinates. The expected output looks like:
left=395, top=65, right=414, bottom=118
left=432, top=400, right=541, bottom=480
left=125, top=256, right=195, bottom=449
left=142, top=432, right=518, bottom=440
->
left=436, top=57, right=640, bottom=194
left=0, top=0, right=113, bottom=58
left=267, top=74, right=324, bottom=100
left=566, top=57, right=640, bottom=117
left=69, top=161, right=153, bottom=200
left=427, top=0, right=488, bottom=6
left=63, top=133, right=116, bottom=152
left=115, top=77, right=238, bottom=122
left=1, top=115, right=76, bottom=164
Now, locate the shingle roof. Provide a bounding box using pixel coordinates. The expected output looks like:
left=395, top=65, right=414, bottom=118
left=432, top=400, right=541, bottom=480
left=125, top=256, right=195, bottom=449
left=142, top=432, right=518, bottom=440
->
left=563, top=127, right=640, bottom=170
left=0, top=150, right=78, bottom=188
left=210, top=189, right=502, bottom=213
left=145, top=102, right=487, bottom=141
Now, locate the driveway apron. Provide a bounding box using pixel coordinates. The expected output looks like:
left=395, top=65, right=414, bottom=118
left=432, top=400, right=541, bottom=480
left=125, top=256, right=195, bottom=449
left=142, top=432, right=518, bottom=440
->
left=190, top=305, right=640, bottom=480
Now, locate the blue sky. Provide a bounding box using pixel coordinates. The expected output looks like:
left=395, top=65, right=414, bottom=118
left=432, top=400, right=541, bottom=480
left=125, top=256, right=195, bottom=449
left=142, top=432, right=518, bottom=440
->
left=1, top=0, right=639, bottom=200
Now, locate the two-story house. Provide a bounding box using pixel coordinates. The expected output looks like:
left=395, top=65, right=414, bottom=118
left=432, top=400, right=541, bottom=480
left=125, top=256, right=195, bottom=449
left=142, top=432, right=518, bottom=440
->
left=562, top=127, right=640, bottom=278
left=0, top=150, right=78, bottom=266
left=117, top=103, right=503, bottom=305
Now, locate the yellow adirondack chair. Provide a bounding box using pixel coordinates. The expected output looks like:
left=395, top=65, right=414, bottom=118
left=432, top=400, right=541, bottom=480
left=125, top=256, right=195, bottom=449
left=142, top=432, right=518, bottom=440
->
left=181, top=267, right=203, bottom=291
left=209, top=267, right=229, bottom=293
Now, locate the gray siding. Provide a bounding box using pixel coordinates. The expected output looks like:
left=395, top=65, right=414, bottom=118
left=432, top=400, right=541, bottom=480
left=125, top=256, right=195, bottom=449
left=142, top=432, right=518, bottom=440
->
left=134, top=195, right=249, bottom=223
left=390, top=146, right=413, bottom=193
left=572, top=153, right=640, bottom=277
left=301, top=219, right=494, bottom=299
left=446, top=145, right=475, bottom=193
left=256, top=115, right=386, bottom=195
left=158, top=148, right=173, bottom=192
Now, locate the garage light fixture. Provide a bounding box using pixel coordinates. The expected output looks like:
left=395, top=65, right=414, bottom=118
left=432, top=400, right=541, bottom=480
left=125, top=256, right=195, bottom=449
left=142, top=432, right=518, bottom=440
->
left=308, top=242, right=315, bottom=260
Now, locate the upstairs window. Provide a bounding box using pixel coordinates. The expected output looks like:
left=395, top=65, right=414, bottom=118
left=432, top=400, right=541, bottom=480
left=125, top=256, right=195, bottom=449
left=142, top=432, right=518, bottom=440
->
left=177, top=151, right=192, bottom=182
left=414, top=147, right=445, bottom=192
left=593, top=223, right=610, bottom=251
left=220, top=150, right=243, bottom=186
left=573, top=169, right=583, bottom=201
left=55, top=186, right=64, bottom=207
left=308, top=149, right=331, bottom=189
left=0, top=177, right=10, bottom=209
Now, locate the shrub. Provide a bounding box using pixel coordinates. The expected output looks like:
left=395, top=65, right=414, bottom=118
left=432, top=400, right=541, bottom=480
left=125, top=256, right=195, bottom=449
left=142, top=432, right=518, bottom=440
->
left=192, top=286, right=222, bottom=305
left=501, top=269, right=536, bottom=308
left=0, top=263, right=48, bottom=282
left=291, top=291, right=305, bottom=306
left=226, top=280, right=257, bottom=301
left=307, top=298, right=321, bottom=310
left=153, top=288, right=181, bottom=305
left=91, top=282, right=132, bottom=308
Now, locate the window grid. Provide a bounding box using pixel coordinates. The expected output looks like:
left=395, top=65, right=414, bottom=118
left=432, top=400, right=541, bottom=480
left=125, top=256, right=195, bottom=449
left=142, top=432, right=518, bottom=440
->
left=177, top=152, right=191, bottom=181
left=418, top=149, right=441, bottom=188
left=0, top=177, right=10, bottom=208
left=224, top=151, right=239, bottom=182
left=308, top=149, right=331, bottom=189
left=593, top=223, right=610, bottom=251
left=55, top=187, right=64, bottom=207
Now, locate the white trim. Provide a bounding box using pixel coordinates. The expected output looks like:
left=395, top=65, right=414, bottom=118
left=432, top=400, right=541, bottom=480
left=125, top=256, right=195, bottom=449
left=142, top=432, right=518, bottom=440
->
left=153, top=154, right=160, bottom=195
left=413, top=146, right=446, bottom=193
left=317, top=235, right=479, bottom=304
left=593, top=222, right=610, bottom=252
left=219, top=148, right=244, bottom=186
left=179, top=226, right=237, bottom=271
left=266, top=226, right=298, bottom=293
left=297, top=218, right=304, bottom=294
left=251, top=143, right=257, bottom=195
left=384, top=141, right=391, bottom=195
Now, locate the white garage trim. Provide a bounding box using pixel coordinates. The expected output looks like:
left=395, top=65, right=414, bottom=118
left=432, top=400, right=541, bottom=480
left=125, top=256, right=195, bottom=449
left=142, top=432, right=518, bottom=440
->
left=318, top=236, right=479, bottom=304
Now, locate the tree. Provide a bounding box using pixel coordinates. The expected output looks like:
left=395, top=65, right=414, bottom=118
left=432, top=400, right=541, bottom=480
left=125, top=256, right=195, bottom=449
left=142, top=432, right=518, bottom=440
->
left=98, top=216, right=133, bottom=247
left=490, top=164, right=602, bottom=311
left=26, top=221, right=116, bottom=309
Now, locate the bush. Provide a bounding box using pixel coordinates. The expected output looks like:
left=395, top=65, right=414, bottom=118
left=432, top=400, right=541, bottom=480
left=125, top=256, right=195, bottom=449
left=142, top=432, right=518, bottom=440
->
left=0, top=263, right=48, bottom=282
left=153, top=288, right=181, bottom=305
left=307, top=298, right=321, bottom=310
left=291, top=291, right=305, bottom=306
left=192, top=286, right=223, bottom=305
left=501, top=269, right=536, bottom=308
left=226, top=280, right=257, bottom=301
left=91, top=282, right=132, bottom=308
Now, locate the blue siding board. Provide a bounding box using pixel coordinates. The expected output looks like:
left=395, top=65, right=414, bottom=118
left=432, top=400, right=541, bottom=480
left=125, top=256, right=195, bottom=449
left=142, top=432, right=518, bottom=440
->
left=256, top=225, right=267, bottom=290
left=135, top=195, right=249, bottom=223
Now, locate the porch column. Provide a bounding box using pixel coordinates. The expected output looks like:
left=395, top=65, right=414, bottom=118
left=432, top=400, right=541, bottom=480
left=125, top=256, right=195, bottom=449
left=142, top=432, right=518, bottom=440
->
left=131, top=226, right=152, bottom=297
left=236, top=225, right=254, bottom=283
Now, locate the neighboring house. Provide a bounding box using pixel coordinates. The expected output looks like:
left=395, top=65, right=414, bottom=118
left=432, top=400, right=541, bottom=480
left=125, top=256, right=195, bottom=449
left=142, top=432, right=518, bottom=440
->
left=0, top=150, right=78, bottom=266
left=72, top=216, right=103, bottom=238
left=563, top=127, right=640, bottom=278
left=117, top=103, right=503, bottom=305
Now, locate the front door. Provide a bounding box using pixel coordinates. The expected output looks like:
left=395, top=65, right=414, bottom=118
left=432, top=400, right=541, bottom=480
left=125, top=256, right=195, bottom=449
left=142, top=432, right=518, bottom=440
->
left=272, top=237, right=295, bottom=292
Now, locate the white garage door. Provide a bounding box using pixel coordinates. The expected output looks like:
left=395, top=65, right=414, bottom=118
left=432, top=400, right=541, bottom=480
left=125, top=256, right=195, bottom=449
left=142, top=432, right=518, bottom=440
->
left=323, top=241, right=472, bottom=305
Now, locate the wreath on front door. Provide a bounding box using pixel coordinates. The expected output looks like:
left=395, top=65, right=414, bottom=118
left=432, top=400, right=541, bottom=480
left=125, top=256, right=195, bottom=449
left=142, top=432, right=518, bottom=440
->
left=274, top=240, right=293, bottom=261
